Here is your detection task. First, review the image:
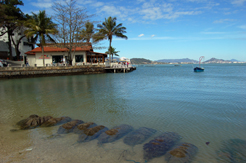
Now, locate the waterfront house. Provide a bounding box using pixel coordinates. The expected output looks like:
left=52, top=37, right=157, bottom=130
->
left=25, top=43, right=107, bottom=67
left=0, top=27, right=33, bottom=60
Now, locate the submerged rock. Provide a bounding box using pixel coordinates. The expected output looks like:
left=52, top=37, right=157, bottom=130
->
left=16, top=115, right=53, bottom=129
left=98, top=124, right=134, bottom=144
left=57, top=120, right=84, bottom=134
left=165, top=143, right=198, bottom=163
left=143, top=132, right=181, bottom=161
left=217, top=139, right=246, bottom=163
left=77, top=125, right=108, bottom=143
left=123, top=127, right=157, bottom=146
left=73, top=122, right=97, bottom=134
left=41, top=116, right=72, bottom=127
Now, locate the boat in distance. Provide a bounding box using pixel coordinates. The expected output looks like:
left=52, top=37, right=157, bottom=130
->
left=194, top=56, right=205, bottom=72
left=194, top=67, right=204, bottom=72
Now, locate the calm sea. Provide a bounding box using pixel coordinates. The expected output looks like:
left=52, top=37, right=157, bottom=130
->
left=0, top=63, right=246, bottom=163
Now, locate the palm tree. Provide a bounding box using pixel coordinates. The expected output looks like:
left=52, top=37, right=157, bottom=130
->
left=25, top=10, right=58, bottom=66
left=95, top=16, right=127, bottom=61
left=105, top=46, right=119, bottom=60
left=79, top=21, right=95, bottom=43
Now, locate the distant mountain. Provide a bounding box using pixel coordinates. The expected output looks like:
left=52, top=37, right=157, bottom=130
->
left=204, top=58, right=233, bottom=63
left=130, top=58, right=152, bottom=64
left=230, top=59, right=239, bottom=62
left=156, top=58, right=198, bottom=63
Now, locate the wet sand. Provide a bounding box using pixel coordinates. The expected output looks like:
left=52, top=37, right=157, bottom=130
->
left=0, top=123, right=169, bottom=163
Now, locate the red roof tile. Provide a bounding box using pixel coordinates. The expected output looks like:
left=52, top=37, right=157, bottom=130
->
left=25, top=45, right=93, bottom=55
left=25, top=45, right=107, bottom=56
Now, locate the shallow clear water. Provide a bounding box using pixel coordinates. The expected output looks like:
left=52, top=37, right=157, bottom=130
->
left=0, top=63, right=246, bottom=163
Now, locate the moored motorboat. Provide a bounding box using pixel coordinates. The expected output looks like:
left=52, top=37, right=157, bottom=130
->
left=194, top=56, right=205, bottom=72
left=194, top=67, right=204, bottom=72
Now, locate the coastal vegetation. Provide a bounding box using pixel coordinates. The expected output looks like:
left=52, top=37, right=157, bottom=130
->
left=95, top=16, right=128, bottom=61
left=105, top=46, right=120, bottom=60
left=24, top=10, right=58, bottom=66
left=130, top=58, right=153, bottom=64
left=79, top=21, right=96, bottom=44
left=0, top=0, right=127, bottom=64
left=52, top=0, right=95, bottom=65
left=0, top=0, right=28, bottom=60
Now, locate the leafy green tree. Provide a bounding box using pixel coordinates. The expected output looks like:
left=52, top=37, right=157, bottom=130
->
left=105, top=46, right=119, bottom=60
left=0, top=0, right=25, bottom=60
left=25, top=10, right=58, bottom=66
left=95, top=16, right=127, bottom=61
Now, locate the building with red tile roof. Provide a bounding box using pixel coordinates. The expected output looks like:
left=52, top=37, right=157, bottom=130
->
left=25, top=43, right=107, bottom=66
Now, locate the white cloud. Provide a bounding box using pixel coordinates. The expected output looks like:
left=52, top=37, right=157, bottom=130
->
left=92, top=2, right=104, bottom=7
left=185, top=0, right=207, bottom=2
left=31, top=0, right=52, bottom=8
left=213, top=19, right=236, bottom=23
left=151, top=35, right=155, bottom=37
left=129, top=36, right=175, bottom=40
left=238, top=25, right=246, bottom=29
left=138, top=34, right=144, bottom=37
left=201, top=32, right=226, bottom=34
left=98, top=5, right=123, bottom=18
left=231, top=0, right=246, bottom=5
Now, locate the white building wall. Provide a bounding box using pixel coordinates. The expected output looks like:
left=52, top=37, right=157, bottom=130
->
left=27, top=55, right=36, bottom=67
left=27, top=51, right=87, bottom=67
left=0, top=27, right=33, bottom=57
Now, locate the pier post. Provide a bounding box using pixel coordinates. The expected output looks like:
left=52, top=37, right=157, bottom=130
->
left=114, top=69, right=116, bottom=73
left=124, top=68, right=125, bottom=73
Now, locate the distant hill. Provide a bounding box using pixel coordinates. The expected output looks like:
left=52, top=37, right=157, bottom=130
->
left=204, top=58, right=227, bottom=63
left=156, top=58, right=198, bottom=63
left=230, top=59, right=239, bottom=62
left=130, top=58, right=152, bottom=64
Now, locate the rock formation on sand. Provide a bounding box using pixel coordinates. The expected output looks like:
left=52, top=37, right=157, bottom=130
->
left=57, top=120, right=84, bottom=134
left=143, top=132, right=181, bottom=161
left=123, top=127, right=157, bottom=146
left=165, top=143, right=198, bottom=163
left=98, top=124, right=134, bottom=144
left=16, top=114, right=53, bottom=129
left=77, top=125, right=108, bottom=143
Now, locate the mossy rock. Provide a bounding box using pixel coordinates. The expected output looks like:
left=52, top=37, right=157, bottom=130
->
left=105, top=128, right=119, bottom=135
left=57, top=120, right=84, bottom=134
left=165, top=143, right=198, bottom=163
left=217, top=139, right=246, bottom=163
left=77, top=125, right=108, bottom=143
left=123, top=127, right=157, bottom=146
left=73, top=122, right=97, bottom=134
left=98, top=124, right=134, bottom=144
left=41, top=116, right=72, bottom=127
left=84, top=125, right=105, bottom=136
left=143, top=132, right=181, bottom=161
left=16, top=115, right=53, bottom=130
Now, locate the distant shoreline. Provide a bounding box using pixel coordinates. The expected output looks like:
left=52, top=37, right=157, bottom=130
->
left=132, top=62, right=246, bottom=65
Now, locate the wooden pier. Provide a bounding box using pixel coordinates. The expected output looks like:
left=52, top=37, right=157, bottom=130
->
left=105, top=67, right=136, bottom=73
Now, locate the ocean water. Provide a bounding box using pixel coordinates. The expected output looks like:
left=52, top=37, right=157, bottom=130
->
left=0, top=63, right=246, bottom=163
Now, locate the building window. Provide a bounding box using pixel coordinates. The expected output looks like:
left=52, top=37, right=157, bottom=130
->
left=52, top=55, right=63, bottom=63
left=75, top=55, right=83, bottom=62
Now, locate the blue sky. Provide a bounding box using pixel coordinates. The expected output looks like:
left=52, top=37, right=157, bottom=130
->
left=20, top=0, right=246, bottom=61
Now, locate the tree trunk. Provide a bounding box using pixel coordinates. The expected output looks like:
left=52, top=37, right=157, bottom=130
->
left=41, top=44, right=45, bottom=66
left=109, top=39, right=112, bottom=63
left=7, top=29, right=13, bottom=60
left=68, top=50, right=72, bottom=65
left=11, top=35, right=25, bottom=61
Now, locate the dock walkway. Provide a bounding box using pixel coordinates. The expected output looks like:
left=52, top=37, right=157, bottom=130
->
left=104, top=64, right=136, bottom=73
